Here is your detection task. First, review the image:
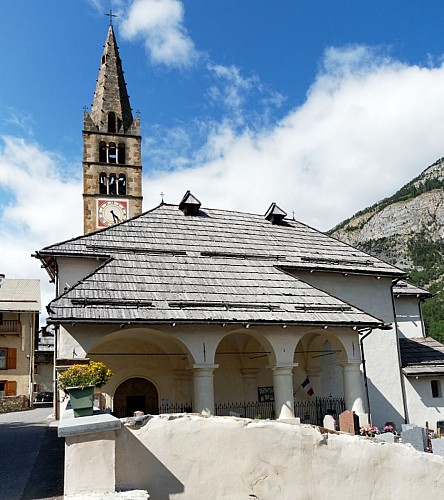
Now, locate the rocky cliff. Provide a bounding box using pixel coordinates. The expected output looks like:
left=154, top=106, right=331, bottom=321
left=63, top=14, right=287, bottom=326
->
left=330, top=157, right=444, bottom=341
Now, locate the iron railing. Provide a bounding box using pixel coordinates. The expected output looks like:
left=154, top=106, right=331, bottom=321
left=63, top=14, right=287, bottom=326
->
left=215, top=401, right=275, bottom=420
left=114, top=397, right=345, bottom=425
left=294, top=397, right=345, bottom=426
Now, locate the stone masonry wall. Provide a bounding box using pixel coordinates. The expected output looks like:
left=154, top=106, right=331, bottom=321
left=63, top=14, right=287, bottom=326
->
left=0, top=395, right=29, bottom=413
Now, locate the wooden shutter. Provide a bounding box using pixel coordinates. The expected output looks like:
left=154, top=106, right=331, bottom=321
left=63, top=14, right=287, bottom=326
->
left=7, top=348, right=17, bottom=369
left=5, top=381, right=17, bottom=396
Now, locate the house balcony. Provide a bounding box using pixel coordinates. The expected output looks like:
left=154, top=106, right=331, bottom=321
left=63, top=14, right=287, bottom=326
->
left=0, top=320, right=21, bottom=335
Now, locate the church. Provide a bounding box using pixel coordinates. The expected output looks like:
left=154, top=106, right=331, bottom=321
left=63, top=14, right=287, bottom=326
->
left=35, top=24, right=444, bottom=431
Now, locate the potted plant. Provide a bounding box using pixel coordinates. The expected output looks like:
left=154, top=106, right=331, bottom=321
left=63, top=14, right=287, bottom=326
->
left=58, top=361, right=113, bottom=417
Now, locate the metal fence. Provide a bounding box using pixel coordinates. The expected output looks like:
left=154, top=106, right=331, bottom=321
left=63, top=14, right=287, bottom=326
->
left=215, top=401, right=275, bottom=420
left=116, top=397, right=345, bottom=425
left=294, top=397, right=345, bottom=426
left=214, top=397, right=345, bottom=425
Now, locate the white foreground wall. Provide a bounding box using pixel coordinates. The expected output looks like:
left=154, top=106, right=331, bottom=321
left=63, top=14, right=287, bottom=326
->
left=112, top=414, right=444, bottom=499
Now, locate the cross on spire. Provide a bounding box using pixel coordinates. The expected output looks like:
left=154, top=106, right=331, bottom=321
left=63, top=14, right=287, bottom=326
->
left=105, top=10, right=117, bottom=26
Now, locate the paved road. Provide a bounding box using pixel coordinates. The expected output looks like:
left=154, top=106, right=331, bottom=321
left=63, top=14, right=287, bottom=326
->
left=0, top=405, right=64, bottom=500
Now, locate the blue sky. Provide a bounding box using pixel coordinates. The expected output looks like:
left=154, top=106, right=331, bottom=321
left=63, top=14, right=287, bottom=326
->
left=3, top=0, right=444, bottom=310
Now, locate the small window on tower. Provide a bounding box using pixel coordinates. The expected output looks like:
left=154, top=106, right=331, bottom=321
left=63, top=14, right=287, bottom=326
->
left=108, top=112, right=116, bottom=133
left=109, top=174, right=117, bottom=195
left=99, top=173, right=108, bottom=194
left=99, top=142, right=107, bottom=163
left=118, top=143, right=126, bottom=164
left=118, top=174, right=126, bottom=195
left=108, top=143, right=117, bottom=164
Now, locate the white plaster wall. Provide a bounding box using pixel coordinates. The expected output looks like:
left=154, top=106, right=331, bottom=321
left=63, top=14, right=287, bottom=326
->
left=404, top=376, right=444, bottom=429
left=293, top=271, right=406, bottom=428
left=115, top=414, right=444, bottom=499
left=394, top=295, right=425, bottom=339
left=35, top=362, right=53, bottom=392
left=57, top=257, right=106, bottom=295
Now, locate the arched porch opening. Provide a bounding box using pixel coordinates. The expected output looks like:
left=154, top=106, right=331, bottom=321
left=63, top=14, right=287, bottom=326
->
left=87, top=327, right=194, bottom=415
left=291, top=331, right=348, bottom=424
left=113, top=377, right=158, bottom=418
left=213, top=330, right=275, bottom=418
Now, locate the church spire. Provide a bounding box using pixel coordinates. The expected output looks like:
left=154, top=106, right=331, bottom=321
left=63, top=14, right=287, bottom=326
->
left=90, top=25, right=134, bottom=133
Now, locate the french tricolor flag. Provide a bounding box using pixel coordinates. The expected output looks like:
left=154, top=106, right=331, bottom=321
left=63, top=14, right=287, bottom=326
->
left=301, top=377, right=314, bottom=396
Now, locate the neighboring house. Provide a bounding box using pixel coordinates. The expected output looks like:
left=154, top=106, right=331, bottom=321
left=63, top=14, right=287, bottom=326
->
left=34, top=23, right=444, bottom=432
left=393, top=281, right=444, bottom=429
left=0, top=276, right=40, bottom=407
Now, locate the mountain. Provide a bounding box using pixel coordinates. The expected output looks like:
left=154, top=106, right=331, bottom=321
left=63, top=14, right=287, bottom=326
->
left=329, top=157, right=444, bottom=342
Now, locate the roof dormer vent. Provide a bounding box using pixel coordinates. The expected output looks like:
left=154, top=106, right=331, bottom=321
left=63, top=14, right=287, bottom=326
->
left=179, top=190, right=201, bottom=216
left=265, top=203, right=287, bottom=225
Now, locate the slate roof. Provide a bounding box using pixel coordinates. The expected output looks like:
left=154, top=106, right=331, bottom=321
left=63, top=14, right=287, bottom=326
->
left=0, top=279, right=41, bottom=312
left=399, top=337, right=444, bottom=376
left=36, top=202, right=405, bottom=326
left=393, top=280, right=431, bottom=298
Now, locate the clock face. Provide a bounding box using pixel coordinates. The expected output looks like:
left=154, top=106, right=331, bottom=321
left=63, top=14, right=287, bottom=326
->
left=97, top=199, right=128, bottom=227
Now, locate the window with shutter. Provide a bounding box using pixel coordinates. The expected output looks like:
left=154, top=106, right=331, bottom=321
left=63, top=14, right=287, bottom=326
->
left=5, top=381, right=17, bottom=396
left=7, top=348, right=16, bottom=370
left=0, top=348, right=17, bottom=370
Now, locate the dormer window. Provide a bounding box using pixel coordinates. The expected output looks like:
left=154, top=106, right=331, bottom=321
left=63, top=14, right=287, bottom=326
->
left=265, top=203, right=287, bottom=225
left=179, top=191, right=201, bottom=216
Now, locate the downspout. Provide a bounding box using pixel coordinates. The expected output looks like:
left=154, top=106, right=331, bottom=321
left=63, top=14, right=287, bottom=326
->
left=391, top=283, right=409, bottom=424
left=358, top=328, right=373, bottom=423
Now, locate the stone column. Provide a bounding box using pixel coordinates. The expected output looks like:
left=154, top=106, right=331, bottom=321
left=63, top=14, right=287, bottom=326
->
left=271, top=363, right=298, bottom=419
left=190, top=364, right=219, bottom=415
left=241, top=368, right=259, bottom=401
left=341, top=361, right=366, bottom=416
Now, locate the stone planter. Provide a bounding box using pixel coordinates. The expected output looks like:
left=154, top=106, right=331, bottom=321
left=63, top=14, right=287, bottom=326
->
left=68, top=386, right=94, bottom=418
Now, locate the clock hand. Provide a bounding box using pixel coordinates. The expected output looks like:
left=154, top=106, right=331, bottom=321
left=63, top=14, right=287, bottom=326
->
left=110, top=209, right=120, bottom=223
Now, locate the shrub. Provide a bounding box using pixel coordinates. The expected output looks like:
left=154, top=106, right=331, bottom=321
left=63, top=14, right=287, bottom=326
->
left=58, top=361, right=113, bottom=392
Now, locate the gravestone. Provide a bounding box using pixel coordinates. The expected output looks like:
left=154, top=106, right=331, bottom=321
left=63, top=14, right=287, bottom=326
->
left=401, top=423, right=415, bottom=432
left=375, top=433, right=396, bottom=444
left=323, top=414, right=336, bottom=431
left=401, top=426, right=427, bottom=452
left=339, top=410, right=359, bottom=435
left=431, top=438, right=444, bottom=456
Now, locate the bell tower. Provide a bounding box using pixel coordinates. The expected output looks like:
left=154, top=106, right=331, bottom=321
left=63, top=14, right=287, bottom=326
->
left=83, top=22, right=142, bottom=234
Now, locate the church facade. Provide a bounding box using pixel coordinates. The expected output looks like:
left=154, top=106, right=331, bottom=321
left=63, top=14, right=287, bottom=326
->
left=36, top=25, right=444, bottom=431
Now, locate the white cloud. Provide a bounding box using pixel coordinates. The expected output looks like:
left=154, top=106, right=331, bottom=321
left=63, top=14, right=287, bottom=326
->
left=120, top=0, right=199, bottom=68
left=0, top=136, right=82, bottom=320
left=4, top=45, right=444, bottom=320
left=142, top=46, right=444, bottom=230
left=207, top=64, right=258, bottom=110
